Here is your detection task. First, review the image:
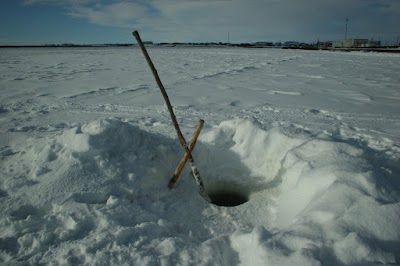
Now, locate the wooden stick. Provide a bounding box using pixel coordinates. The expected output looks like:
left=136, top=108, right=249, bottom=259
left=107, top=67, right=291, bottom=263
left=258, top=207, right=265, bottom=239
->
left=133, top=31, right=187, bottom=148
left=132, top=31, right=209, bottom=200
left=169, top=119, right=204, bottom=189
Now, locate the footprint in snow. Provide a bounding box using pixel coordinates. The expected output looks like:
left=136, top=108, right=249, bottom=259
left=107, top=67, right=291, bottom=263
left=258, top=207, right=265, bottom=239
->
left=0, top=189, right=8, bottom=197
left=67, top=192, right=110, bottom=205
left=10, top=205, right=41, bottom=220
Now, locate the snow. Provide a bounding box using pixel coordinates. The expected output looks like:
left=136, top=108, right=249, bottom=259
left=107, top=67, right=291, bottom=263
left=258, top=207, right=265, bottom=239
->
left=1, top=46, right=400, bottom=265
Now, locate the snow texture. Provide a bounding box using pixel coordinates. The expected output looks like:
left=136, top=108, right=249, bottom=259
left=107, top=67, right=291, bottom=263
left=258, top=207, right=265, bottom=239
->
left=0, top=47, right=399, bottom=265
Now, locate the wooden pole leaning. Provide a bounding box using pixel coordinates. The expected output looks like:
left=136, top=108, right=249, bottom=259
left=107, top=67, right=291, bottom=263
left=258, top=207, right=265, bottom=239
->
left=132, top=31, right=209, bottom=200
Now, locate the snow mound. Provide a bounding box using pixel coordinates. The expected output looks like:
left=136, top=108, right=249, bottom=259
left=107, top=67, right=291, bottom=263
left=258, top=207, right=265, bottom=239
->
left=198, top=119, right=305, bottom=195
left=197, top=119, right=400, bottom=264
left=4, top=119, right=180, bottom=207
left=1, top=118, right=399, bottom=265
left=199, top=119, right=399, bottom=265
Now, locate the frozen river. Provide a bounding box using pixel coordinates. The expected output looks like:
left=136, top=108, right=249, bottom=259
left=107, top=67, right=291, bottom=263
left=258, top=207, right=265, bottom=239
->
left=0, top=47, right=399, bottom=265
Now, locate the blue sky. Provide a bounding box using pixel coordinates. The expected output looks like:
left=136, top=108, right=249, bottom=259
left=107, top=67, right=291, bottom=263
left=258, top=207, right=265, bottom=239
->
left=1, top=0, right=399, bottom=45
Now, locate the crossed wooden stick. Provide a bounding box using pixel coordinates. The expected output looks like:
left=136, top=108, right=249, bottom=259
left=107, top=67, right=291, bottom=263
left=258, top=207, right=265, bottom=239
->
left=133, top=31, right=209, bottom=200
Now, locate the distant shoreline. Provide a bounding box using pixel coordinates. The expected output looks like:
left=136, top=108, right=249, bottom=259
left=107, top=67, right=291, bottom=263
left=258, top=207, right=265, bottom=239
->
left=0, top=44, right=135, bottom=48
left=1, top=44, right=399, bottom=53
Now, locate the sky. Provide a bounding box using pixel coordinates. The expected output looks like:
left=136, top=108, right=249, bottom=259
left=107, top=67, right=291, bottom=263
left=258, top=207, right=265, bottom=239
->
left=0, top=0, right=399, bottom=45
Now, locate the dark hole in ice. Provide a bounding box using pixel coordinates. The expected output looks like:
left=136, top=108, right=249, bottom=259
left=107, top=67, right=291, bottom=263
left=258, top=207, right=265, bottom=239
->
left=208, top=189, right=248, bottom=207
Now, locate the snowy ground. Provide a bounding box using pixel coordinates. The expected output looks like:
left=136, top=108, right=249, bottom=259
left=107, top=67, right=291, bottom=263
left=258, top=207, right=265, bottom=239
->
left=0, top=47, right=399, bottom=265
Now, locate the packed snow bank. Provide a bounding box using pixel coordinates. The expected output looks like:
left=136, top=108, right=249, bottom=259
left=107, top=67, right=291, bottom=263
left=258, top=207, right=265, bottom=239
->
left=199, top=119, right=400, bottom=265
left=3, top=118, right=181, bottom=206
left=197, top=119, right=306, bottom=198
left=1, top=118, right=399, bottom=265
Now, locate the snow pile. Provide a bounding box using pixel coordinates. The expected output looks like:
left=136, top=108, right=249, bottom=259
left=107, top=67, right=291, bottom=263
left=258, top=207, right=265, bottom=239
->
left=196, top=119, right=305, bottom=203
left=1, top=119, right=187, bottom=264
left=1, top=117, right=399, bottom=265
left=200, top=119, right=400, bottom=265
left=3, top=119, right=179, bottom=205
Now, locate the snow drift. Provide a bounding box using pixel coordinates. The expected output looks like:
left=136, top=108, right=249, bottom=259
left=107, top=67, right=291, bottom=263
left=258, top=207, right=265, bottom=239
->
left=1, top=117, right=399, bottom=265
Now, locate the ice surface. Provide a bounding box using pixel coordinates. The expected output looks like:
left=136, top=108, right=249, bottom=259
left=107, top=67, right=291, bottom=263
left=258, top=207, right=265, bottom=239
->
left=0, top=47, right=399, bottom=265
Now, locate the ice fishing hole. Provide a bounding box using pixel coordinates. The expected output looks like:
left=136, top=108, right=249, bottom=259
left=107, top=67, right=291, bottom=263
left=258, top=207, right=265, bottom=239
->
left=207, top=187, right=249, bottom=207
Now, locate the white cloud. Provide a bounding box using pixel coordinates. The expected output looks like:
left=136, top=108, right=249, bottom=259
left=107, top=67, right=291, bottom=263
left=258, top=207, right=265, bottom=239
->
left=67, top=2, right=150, bottom=28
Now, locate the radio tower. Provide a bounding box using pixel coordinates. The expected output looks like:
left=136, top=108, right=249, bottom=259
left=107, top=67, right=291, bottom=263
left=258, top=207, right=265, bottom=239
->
left=345, top=18, right=348, bottom=39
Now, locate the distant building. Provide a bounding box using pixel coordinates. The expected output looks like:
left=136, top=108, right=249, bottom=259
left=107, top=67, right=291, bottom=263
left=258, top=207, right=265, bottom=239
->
left=317, top=41, right=332, bottom=48
left=254, top=42, right=273, bottom=47
left=364, top=40, right=381, bottom=47
left=332, top=39, right=368, bottom=48
left=283, top=41, right=299, bottom=47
